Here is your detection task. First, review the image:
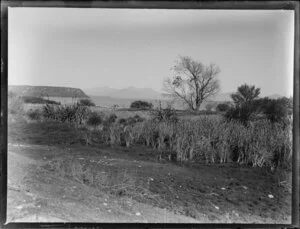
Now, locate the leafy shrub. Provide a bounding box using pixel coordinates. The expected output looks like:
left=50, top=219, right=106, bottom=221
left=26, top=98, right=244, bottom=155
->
left=130, top=100, right=153, bottom=110
left=118, top=118, right=127, bottom=125
left=198, top=110, right=218, bottom=115
left=107, top=114, right=118, bottom=123
left=42, top=103, right=90, bottom=127
left=224, top=103, right=256, bottom=125
left=216, top=102, right=231, bottom=112
left=27, top=109, right=42, bottom=121
left=133, top=114, right=145, bottom=123
left=46, top=99, right=61, bottom=105
left=86, top=112, right=103, bottom=127
left=117, top=115, right=144, bottom=126
left=253, top=97, right=293, bottom=124
left=151, top=106, right=178, bottom=123
left=79, top=99, right=95, bottom=107
left=225, top=84, right=261, bottom=125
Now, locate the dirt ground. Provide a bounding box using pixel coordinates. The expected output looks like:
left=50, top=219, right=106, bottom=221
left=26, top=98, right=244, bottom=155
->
left=6, top=119, right=292, bottom=223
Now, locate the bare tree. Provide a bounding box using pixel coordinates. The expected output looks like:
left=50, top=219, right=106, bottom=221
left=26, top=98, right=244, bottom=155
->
left=164, top=56, right=220, bottom=111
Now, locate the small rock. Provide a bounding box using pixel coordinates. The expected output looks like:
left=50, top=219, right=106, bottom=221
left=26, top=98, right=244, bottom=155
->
left=138, top=165, right=142, bottom=168
left=149, top=178, right=154, bottom=181
left=221, top=187, right=226, bottom=190
left=108, top=209, right=111, bottom=213
left=135, top=212, right=141, bottom=216
left=43, top=157, right=47, bottom=160
left=103, top=203, right=107, bottom=206
left=214, top=206, right=219, bottom=210
left=16, top=205, right=23, bottom=210
left=268, top=194, right=274, bottom=199
left=242, top=186, right=248, bottom=190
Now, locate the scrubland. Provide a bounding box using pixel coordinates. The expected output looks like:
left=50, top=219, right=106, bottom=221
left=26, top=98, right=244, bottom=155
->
left=7, top=97, right=293, bottom=223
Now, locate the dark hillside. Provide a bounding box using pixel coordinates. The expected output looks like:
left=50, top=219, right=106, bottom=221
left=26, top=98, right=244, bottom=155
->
left=8, top=85, right=89, bottom=98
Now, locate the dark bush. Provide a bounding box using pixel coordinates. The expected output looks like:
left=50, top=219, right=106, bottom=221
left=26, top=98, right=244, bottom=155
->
left=117, top=115, right=144, bottom=126
left=126, top=116, right=137, bottom=125
left=22, top=96, right=60, bottom=105
left=224, top=103, right=255, bottom=125
left=151, top=106, right=178, bottom=123
left=107, top=114, right=118, bottom=123
left=79, top=99, right=95, bottom=107
left=46, top=100, right=61, bottom=105
left=252, top=97, right=292, bottom=123
left=216, top=103, right=231, bottom=112
left=118, top=118, right=127, bottom=125
left=27, top=109, right=42, bottom=121
left=130, top=100, right=153, bottom=110
left=42, top=103, right=90, bottom=127
left=87, top=112, right=103, bottom=127
left=133, top=114, right=145, bottom=123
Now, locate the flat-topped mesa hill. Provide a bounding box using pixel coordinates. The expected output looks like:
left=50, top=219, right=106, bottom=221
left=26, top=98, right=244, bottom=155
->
left=8, top=85, right=89, bottom=98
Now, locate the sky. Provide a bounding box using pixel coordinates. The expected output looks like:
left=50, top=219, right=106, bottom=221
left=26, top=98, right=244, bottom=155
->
left=8, top=8, right=294, bottom=97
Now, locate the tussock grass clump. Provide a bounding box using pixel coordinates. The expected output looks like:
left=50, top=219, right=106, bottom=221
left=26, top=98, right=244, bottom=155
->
left=79, top=99, right=95, bottom=107
left=26, top=109, right=42, bottom=121
left=86, top=112, right=103, bottom=127
left=42, top=103, right=90, bottom=128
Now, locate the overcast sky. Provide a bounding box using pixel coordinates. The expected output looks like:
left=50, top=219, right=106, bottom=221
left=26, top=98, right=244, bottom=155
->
left=9, top=8, right=294, bottom=96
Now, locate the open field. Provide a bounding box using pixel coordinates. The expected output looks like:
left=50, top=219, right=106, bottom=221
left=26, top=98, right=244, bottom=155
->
left=7, top=108, right=292, bottom=223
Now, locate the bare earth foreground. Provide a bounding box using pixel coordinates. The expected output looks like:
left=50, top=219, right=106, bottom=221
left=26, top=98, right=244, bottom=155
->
left=7, top=120, right=292, bottom=223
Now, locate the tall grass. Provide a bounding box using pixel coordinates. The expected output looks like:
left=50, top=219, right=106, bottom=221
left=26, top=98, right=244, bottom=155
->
left=100, top=117, right=292, bottom=169
left=34, top=102, right=292, bottom=169
left=42, top=103, right=90, bottom=128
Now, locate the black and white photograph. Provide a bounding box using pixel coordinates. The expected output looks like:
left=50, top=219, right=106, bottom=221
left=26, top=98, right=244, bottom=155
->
left=4, top=3, right=296, bottom=224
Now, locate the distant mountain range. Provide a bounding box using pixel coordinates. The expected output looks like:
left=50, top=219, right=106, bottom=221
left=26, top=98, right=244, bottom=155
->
left=8, top=85, right=89, bottom=98
left=84, top=86, right=162, bottom=100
